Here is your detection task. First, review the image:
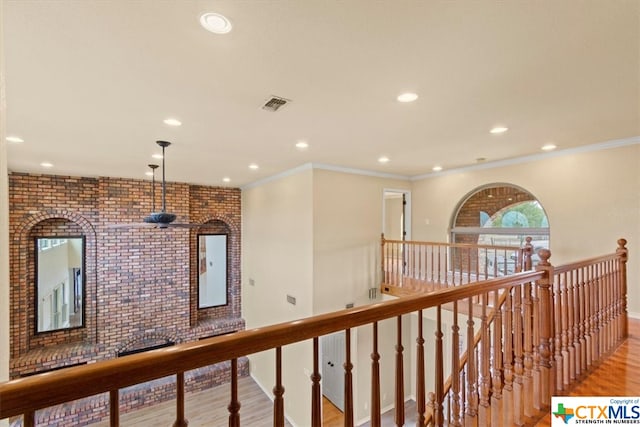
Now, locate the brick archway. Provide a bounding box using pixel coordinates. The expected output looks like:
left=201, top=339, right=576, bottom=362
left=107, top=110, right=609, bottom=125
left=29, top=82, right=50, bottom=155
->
left=12, top=211, right=97, bottom=358
left=189, top=215, right=241, bottom=326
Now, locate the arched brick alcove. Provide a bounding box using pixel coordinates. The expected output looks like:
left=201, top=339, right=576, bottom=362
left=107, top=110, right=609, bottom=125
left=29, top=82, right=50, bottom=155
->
left=10, top=211, right=98, bottom=376
left=190, top=214, right=241, bottom=326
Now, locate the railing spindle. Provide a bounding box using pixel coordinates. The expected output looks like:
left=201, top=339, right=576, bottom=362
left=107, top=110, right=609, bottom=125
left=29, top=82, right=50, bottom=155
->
left=553, top=277, right=563, bottom=392
left=228, top=358, right=240, bottom=427
left=371, top=322, right=381, bottom=427
left=344, top=329, right=354, bottom=427
left=503, top=289, right=514, bottom=425
left=561, top=275, right=570, bottom=390
left=24, top=410, right=35, bottom=427
left=110, top=389, right=119, bottom=427
left=451, top=303, right=461, bottom=427
left=465, top=297, right=477, bottom=424
left=273, top=347, right=285, bottom=427
left=491, top=289, right=503, bottom=426
left=523, top=280, right=534, bottom=417
left=513, top=283, right=524, bottom=423
left=435, top=306, right=444, bottom=427
left=416, top=310, right=426, bottom=426
left=579, top=266, right=587, bottom=376
left=478, top=293, right=490, bottom=425
left=395, top=316, right=405, bottom=426
left=311, top=338, right=321, bottom=427
left=567, top=270, right=576, bottom=383
left=173, top=372, right=187, bottom=427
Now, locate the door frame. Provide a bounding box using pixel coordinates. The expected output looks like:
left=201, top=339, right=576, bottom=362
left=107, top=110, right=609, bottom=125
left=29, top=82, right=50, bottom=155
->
left=382, top=188, right=411, bottom=241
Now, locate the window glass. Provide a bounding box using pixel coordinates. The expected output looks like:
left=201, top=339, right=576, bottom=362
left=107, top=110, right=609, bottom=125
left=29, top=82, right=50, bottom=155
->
left=451, top=185, right=549, bottom=270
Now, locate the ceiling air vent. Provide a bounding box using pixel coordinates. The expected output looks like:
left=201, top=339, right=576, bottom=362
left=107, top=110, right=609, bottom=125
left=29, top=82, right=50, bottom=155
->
left=261, top=96, right=290, bottom=112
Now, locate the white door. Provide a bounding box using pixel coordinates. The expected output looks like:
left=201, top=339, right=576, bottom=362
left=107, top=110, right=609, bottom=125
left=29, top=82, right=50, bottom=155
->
left=321, top=332, right=345, bottom=411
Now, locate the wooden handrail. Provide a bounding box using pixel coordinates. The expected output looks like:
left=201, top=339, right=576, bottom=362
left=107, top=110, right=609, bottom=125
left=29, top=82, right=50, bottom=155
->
left=0, top=270, right=543, bottom=420
left=552, top=251, right=622, bottom=275
left=382, top=237, right=522, bottom=252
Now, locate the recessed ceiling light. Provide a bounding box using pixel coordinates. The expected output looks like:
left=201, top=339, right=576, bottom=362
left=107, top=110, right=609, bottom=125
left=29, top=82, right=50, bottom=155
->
left=152, top=153, right=163, bottom=159
left=223, top=177, right=231, bottom=183
left=542, top=143, right=557, bottom=151
left=378, top=156, right=390, bottom=164
left=397, top=93, right=418, bottom=103
left=432, top=165, right=443, bottom=172
left=249, top=163, right=259, bottom=170
left=490, top=126, right=509, bottom=134
left=295, top=141, right=309, bottom=149
left=6, top=136, right=24, bottom=143
left=200, top=12, right=232, bottom=34
left=40, top=162, right=53, bottom=168
left=163, top=118, right=182, bottom=126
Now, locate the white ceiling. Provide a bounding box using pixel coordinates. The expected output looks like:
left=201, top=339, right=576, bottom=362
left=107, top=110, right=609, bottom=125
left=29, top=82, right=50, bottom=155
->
left=3, top=1, right=639, bottom=188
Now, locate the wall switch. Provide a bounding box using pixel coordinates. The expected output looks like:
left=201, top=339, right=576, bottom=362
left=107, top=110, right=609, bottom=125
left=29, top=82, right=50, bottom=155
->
left=249, top=278, right=255, bottom=286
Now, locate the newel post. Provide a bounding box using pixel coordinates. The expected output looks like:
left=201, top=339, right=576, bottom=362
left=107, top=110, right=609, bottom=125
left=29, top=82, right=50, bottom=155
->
left=535, top=249, right=554, bottom=406
left=616, top=238, right=628, bottom=337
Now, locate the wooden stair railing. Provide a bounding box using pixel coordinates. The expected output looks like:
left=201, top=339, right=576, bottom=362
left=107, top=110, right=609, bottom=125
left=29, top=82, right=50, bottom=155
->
left=424, top=239, right=628, bottom=426
left=0, top=240, right=628, bottom=427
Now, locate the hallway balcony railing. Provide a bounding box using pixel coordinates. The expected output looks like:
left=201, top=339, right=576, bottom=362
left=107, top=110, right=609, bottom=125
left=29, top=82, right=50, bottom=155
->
left=380, top=234, right=531, bottom=297
left=0, top=239, right=629, bottom=427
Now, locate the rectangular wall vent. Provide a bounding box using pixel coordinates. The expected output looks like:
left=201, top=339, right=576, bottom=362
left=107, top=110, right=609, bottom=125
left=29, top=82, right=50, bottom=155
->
left=262, top=96, right=290, bottom=112
left=286, top=294, right=297, bottom=305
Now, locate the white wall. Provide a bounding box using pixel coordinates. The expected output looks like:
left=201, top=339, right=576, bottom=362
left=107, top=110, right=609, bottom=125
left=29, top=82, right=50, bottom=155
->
left=242, top=168, right=314, bottom=426
left=243, top=167, right=414, bottom=424
left=311, top=169, right=413, bottom=422
left=312, top=169, right=410, bottom=313
left=411, top=143, right=640, bottom=314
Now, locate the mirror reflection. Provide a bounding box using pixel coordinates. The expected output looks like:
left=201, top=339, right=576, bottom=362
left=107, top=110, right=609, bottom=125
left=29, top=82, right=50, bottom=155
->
left=36, top=237, right=84, bottom=332
left=198, top=234, right=228, bottom=308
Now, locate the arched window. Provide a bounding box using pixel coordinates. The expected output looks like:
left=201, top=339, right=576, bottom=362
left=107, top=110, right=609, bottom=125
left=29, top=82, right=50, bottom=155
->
left=451, top=184, right=549, bottom=268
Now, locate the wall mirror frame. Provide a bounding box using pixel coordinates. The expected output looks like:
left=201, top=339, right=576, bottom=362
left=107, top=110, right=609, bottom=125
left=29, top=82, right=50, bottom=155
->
left=197, top=233, right=229, bottom=309
left=35, top=235, right=86, bottom=333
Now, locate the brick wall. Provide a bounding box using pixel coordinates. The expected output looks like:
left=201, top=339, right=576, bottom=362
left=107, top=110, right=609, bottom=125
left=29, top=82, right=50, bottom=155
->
left=453, top=185, right=535, bottom=243
left=451, top=185, right=536, bottom=272
left=8, top=172, right=245, bottom=424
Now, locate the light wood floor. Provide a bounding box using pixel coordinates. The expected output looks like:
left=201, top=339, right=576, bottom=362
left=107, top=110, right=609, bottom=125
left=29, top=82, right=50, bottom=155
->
left=91, top=376, right=292, bottom=427
left=534, top=318, right=640, bottom=426
left=89, top=318, right=640, bottom=427
left=322, top=397, right=418, bottom=427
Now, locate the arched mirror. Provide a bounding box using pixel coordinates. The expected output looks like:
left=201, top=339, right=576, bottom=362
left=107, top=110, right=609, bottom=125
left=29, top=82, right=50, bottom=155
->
left=198, top=234, right=228, bottom=308
left=35, top=236, right=85, bottom=333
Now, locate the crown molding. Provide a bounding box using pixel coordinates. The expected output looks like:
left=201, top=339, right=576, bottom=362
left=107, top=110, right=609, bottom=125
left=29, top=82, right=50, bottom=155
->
left=411, top=135, right=640, bottom=181
left=242, top=136, right=640, bottom=189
